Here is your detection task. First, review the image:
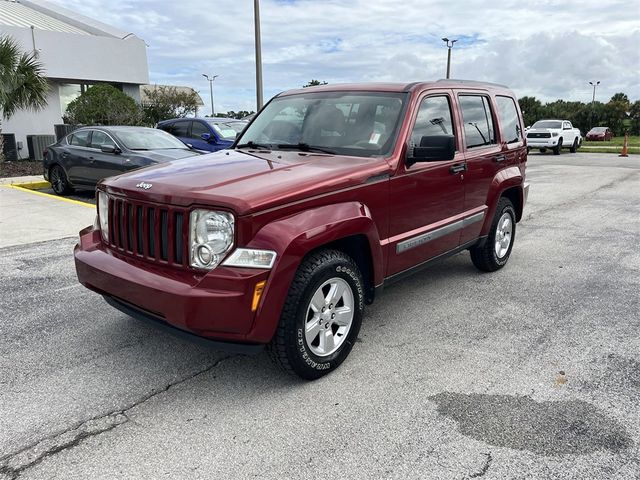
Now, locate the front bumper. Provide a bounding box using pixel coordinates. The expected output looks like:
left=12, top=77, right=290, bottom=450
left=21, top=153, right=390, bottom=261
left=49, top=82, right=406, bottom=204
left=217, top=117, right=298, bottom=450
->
left=74, top=226, right=270, bottom=346
left=526, top=138, right=559, bottom=148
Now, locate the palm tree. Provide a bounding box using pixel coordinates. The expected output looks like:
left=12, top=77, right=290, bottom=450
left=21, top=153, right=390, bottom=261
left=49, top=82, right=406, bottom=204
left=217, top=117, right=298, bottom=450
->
left=0, top=35, right=49, bottom=162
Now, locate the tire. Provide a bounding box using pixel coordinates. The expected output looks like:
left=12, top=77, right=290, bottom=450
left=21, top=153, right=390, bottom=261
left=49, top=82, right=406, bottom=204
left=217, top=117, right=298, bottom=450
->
left=267, top=249, right=364, bottom=380
left=539, top=148, right=546, bottom=153
left=553, top=138, right=563, bottom=155
left=569, top=137, right=578, bottom=153
left=50, top=164, right=73, bottom=195
left=470, top=197, right=516, bottom=272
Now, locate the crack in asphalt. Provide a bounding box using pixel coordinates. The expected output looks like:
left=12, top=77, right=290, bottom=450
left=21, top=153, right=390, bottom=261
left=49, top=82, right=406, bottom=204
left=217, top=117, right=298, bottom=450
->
left=468, top=452, right=492, bottom=478
left=0, top=355, right=231, bottom=479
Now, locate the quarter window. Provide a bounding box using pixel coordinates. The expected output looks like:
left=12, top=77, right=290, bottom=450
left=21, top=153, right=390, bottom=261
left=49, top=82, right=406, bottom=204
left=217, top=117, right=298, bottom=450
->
left=459, top=95, right=496, bottom=149
left=409, top=96, right=455, bottom=148
left=69, top=130, right=91, bottom=147
left=496, top=96, right=522, bottom=144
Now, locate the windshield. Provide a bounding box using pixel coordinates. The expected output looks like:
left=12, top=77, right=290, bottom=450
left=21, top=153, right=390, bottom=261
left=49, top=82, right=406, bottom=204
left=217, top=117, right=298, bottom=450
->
left=590, top=127, right=607, bottom=132
left=112, top=128, right=189, bottom=150
left=532, top=121, right=562, bottom=129
left=206, top=120, right=246, bottom=140
left=236, top=91, right=407, bottom=158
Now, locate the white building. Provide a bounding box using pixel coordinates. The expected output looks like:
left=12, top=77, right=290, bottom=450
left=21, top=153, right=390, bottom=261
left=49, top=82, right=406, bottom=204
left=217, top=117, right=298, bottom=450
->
left=0, top=0, right=148, bottom=158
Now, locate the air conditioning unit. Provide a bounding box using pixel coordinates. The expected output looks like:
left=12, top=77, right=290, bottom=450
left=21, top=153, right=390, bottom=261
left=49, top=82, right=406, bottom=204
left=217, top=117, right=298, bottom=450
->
left=26, top=135, right=56, bottom=161
left=1, top=133, right=18, bottom=161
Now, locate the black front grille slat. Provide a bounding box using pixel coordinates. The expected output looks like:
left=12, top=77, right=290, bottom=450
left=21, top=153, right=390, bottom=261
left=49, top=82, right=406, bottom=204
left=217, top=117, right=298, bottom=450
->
left=117, top=200, right=124, bottom=248
left=160, top=210, right=169, bottom=261
left=137, top=206, right=144, bottom=254
left=148, top=208, right=156, bottom=257
left=174, top=212, right=183, bottom=264
left=127, top=204, right=133, bottom=251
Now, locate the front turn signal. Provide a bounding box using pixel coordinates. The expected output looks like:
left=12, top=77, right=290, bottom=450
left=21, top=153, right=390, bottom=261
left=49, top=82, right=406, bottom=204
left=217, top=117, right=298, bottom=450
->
left=252, top=281, right=266, bottom=312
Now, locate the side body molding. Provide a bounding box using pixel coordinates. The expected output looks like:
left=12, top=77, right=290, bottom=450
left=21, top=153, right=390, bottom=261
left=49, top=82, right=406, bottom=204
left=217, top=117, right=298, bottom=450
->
left=244, top=202, right=383, bottom=343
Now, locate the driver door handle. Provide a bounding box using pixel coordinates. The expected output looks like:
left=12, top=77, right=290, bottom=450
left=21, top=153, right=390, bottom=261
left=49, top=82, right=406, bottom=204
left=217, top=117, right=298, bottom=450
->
left=449, top=163, right=467, bottom=174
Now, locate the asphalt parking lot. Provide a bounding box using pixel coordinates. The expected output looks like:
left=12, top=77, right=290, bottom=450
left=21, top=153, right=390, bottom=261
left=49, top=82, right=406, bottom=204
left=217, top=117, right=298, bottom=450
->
left=0, top=153, right=638, bottom=479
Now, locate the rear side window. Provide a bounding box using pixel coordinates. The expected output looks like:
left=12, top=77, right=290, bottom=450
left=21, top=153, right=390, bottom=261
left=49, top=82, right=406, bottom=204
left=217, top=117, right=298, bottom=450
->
left=459, top=95, right=496, bottom=149
left=171, top=121, right=190, bottom=137
left=410, top=95, right=455, bottom=148
left=496, top=96, right=522, bottom=144
left=69, top=130, right=90, bottom=147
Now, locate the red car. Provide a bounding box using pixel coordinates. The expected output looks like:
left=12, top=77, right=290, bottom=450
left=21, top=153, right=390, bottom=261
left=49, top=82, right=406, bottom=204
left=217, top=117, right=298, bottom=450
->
left=75, top=80, right=529, bottom=379
left=586, top=127, right=613, bottom=141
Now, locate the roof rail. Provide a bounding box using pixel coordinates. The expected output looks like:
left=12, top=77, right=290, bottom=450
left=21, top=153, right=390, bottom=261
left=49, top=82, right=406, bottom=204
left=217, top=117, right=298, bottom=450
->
left=436, top=79, right=509, bottom=89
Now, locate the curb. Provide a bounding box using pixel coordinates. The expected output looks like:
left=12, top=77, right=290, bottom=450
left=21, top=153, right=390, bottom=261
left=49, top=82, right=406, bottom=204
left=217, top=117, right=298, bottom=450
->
left=11, top=180, right=51, bottom=190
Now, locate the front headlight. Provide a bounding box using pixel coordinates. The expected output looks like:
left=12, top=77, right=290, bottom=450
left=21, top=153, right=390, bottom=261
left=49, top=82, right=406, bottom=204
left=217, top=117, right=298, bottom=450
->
left=189, top=209, right=234, bottom=269
left=97, top=191, right=109, bottom=241
left=552, top=132, right=559, bottom=137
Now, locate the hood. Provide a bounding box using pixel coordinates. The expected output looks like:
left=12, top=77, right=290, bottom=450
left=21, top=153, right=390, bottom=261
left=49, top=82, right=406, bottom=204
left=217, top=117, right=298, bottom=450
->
left=103, top=149, right=391, bottom=215
left=139, top=148, right=200, bottom=163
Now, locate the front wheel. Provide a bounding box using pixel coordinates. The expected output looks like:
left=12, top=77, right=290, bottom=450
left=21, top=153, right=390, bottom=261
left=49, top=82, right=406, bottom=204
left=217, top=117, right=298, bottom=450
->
left=553, top=138, right=563, bottom=155
left=470, top=197, right=516, bottom=272
left=267, top=249, right=364, bottom=380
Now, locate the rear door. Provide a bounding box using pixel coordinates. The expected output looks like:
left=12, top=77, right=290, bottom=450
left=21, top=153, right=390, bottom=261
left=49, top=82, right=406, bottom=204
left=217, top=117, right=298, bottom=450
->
left=169, top=120, right=190, bottom=146
left=457, top=93, right=504, bottom=244
left=387, top=91, right=466, bottom=276
left=86, top=130, right=124, bottom=184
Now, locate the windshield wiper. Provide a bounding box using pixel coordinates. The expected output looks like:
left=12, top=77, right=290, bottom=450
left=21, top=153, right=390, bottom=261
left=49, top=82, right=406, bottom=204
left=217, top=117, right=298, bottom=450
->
left=236, top=141, right=272, bottom=150
left=277, top=143, right=336, bottom=154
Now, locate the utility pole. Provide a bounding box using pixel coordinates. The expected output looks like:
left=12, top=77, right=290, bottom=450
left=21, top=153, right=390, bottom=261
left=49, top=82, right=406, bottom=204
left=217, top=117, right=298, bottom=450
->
left=254, top=0, right=263, bottom=111
left=589, top=80, right=600, bottom=127
left=442, top=37, right=457, bottom=79
left=202, top=74, right=219, bottom=117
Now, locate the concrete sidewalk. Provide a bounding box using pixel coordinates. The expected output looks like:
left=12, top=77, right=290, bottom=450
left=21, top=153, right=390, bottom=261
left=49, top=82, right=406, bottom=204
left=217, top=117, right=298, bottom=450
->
left=0, top=186, right=95, bottom=248
left=0, top=175, right=46, bottom=185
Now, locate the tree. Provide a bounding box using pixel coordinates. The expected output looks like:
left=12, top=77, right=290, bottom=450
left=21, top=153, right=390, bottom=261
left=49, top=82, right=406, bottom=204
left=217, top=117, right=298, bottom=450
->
left=0, top=35, right=49, bottom=162
left=303, top=79, right=328, bottom=88
left=64, top=84, right=141, bottom=126
left=629, top=100, right=640, bottom=136
left=217, top=110, right=255, bottom=120
left=141, top=85, right=199, bottom=125
left=517, top=96, right=543, bottom=127
left=605, top=93, right=631, bottom=135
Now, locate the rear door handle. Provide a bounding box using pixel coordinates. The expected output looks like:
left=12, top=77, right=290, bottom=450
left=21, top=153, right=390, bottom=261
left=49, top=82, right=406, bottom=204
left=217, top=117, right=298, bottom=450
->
left=449, top=163, right=467, bottom=174
left=494, top=154, right=506, bottom=162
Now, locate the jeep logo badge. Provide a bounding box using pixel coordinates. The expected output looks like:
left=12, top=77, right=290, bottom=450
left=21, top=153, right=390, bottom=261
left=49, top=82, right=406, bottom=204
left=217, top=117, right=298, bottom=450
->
left=136, top=182, right=152, bottom=190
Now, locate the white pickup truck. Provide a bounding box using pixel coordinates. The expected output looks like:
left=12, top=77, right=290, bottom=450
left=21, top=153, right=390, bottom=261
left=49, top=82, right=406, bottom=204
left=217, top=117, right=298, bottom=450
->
left=525, top=119, right=582, bottom=155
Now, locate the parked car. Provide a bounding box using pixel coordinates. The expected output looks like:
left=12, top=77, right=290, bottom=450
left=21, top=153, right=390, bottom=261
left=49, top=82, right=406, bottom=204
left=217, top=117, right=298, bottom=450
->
left=75, top=80, right=529, bottom=379
left=157, top=117, right=247, bottom=152
left=43, top=126, right=200, bottom=195
left=525, top=119, right=582, bottom=154
left=586, top=127, right=613, bottom=141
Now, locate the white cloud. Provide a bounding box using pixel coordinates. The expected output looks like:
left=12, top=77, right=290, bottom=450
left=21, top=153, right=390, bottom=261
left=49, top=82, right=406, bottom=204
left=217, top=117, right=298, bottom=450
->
left=51, top=0, right=640, bottom=113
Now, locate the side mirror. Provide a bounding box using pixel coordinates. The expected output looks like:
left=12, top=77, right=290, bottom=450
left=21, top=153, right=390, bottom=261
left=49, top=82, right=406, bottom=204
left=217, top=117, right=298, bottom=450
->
left=407, top=135, right=455, bottom=166
left=200, top=133, right=212, bottom=141
left=100, top=144, right=119, bottom=154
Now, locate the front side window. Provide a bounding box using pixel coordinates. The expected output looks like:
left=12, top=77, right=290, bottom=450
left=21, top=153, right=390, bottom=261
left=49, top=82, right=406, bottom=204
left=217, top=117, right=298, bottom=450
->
left=410, top=95, right=455, bottom=148
left=496, top=96, right=522, bottom=144
left=459, top=95, right=496, bottom=149
left=190, top=121, right=209, bottom=139
left=90, top=131, right=116, bottom=149
left=237, top=91, right=407, bottom=158
left=69, top=130, right=90, bottom=147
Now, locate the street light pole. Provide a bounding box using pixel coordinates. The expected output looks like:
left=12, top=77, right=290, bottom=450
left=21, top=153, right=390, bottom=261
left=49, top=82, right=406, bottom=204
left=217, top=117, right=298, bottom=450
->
left=254, top=0, right=263, bottom=111
left=442, top=37, right=457, bottom=79
left=202, top=73, right=219, bottom=117
left=589, top=80, right=600, bottom=104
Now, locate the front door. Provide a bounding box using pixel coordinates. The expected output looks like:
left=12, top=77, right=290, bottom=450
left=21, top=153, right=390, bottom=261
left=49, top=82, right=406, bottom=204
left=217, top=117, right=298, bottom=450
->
left=86, top=130, right=123, bottom=184
left=386, top=93, right=466, bottom=276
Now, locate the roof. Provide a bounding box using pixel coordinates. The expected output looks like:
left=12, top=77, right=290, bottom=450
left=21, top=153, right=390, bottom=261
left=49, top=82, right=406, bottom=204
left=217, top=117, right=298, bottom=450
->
left=0, top=0, right=87, bottom=34
left=279, top=79, right=514, bottom=97
left=140, top=85, right=205, bottom=107
left=0, top=0, right=141, bottom=39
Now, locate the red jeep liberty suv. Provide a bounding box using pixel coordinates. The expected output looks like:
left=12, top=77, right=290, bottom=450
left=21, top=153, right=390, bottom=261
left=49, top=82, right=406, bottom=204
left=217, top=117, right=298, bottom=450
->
left=75, top=80, right=529, bottom=379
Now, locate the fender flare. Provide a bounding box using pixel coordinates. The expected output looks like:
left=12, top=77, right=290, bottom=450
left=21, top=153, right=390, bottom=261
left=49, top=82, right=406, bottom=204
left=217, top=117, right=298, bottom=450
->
left=244, top=201, right=383, bottom=343
left=481, top=166, right=524, bottom=235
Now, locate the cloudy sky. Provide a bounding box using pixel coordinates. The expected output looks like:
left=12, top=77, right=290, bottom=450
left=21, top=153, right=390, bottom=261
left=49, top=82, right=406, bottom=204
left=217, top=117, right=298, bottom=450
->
left=51, top=0, right=639, bottom=115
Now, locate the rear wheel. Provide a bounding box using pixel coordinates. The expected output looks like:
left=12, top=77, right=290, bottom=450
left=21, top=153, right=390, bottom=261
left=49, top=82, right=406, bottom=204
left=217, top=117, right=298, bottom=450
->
left=553, top=138, right=563, bottom=155
left=50, top=164, right=73, bottom=195
left=569, top=137, right=578, bottom=153
left=267, top=249, right=364, bottom=380
left=470, top=197, right=516, bottom=272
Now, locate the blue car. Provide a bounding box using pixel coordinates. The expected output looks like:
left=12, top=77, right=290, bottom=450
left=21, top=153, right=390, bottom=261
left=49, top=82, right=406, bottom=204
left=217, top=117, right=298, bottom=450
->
left=157, top=117, right=247, bottom=152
